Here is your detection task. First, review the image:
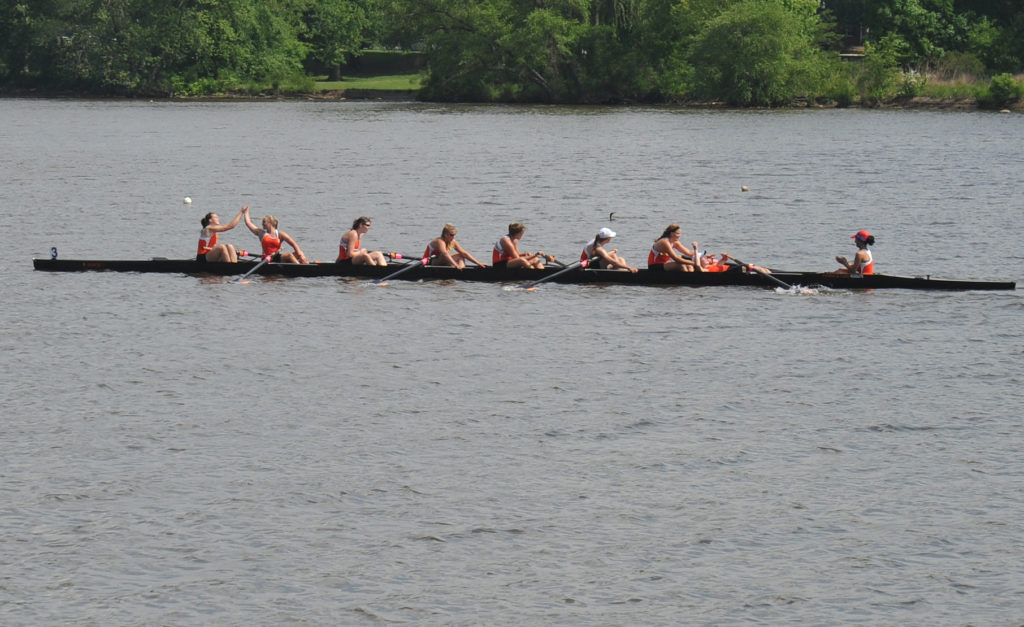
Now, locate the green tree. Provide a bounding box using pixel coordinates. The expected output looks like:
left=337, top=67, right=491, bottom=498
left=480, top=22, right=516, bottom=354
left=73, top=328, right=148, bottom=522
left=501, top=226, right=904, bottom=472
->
left=0, top=0, right=314, bottom=95
left=302, top=0, right=385, bottom=80
left=687, top=0, right=837, bottom=106
left=396, top=0, right=586, bottom=102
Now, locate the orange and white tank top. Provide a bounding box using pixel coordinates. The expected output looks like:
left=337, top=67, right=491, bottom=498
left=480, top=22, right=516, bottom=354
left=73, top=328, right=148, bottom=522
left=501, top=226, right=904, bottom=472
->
left=261, top=231, right=281, bottom=257
left=197, top=229, right=218, bottom=256
left=424, top=240, right=446, bottom=259
left=338, top=232, right=359, bottom=261
left=858, top=250, right=874, bottom=275
left=648, top=244, right=671, bottom=266
left=581, top=241, right=598, bottom=264
left=493, top=238, right=514, bottom=264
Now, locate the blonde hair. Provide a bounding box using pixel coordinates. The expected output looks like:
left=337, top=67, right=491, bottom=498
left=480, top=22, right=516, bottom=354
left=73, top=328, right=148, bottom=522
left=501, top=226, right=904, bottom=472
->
left=263, top=215, right=279, bottom=229
left=508, top=222, right=525, bottom=236
left=441, top=223, right=457, bottom=251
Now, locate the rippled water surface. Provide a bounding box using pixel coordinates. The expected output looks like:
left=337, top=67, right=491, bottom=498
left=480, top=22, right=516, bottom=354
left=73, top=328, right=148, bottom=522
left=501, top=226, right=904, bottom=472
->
left=2, top=100, right=1023, bottom=624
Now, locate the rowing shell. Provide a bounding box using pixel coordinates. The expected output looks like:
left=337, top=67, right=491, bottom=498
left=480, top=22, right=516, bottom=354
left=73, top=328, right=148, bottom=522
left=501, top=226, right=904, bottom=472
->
left=32, top=257, right=1016, bottom=291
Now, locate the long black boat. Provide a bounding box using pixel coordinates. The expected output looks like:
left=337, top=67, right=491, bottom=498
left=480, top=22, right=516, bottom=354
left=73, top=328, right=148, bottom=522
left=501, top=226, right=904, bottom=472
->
left=32, top=256, right=1016, bottom=290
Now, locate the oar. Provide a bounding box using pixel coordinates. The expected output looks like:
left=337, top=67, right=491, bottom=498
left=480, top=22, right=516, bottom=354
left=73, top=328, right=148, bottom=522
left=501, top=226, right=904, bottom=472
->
left=372, top=256, right=429, bottom=286
left=520, top=258, right=589, bottom=291
left=232, top=255, right=272, bottom=284
left=728, top=258, right=792, bottom=290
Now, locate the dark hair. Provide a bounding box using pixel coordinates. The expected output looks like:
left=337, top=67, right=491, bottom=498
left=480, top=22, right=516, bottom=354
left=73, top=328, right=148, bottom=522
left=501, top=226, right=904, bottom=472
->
left=201, top=212, right=214, bottom=227
left=660, top=223, right=681, bottom=240
left=508, top=222, right=525, bottom=236
left=860, top=235, right=875, bottom=246
left=352, top=216, right=371, bottom=230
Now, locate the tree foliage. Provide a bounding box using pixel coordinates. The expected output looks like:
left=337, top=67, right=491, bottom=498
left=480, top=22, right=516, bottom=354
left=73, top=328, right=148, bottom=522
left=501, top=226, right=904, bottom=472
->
left=687, top=0, right=837, bottom=106
left=0, top=0, right=375, bottom=94
left=0, top=0, right=1022, bottom=101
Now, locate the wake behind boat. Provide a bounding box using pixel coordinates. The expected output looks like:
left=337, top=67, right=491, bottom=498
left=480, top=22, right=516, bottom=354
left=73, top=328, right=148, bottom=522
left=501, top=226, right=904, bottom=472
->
left=31, top=256, right=1017, bottom=291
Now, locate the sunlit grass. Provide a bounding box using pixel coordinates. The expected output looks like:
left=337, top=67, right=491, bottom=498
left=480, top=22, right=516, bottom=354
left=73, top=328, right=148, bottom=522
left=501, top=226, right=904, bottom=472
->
left=919, top=79, right=979, bottom=99
left=315, top=74, right=423, bottom=92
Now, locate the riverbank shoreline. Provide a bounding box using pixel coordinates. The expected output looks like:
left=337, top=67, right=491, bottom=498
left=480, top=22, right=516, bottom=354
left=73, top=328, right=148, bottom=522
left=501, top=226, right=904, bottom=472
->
left=0, top=86, right=1018, bottom=111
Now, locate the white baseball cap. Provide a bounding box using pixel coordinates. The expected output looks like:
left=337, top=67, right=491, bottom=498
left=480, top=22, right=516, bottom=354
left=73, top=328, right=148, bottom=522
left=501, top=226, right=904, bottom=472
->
left=597, top=227, right=616, bottom=239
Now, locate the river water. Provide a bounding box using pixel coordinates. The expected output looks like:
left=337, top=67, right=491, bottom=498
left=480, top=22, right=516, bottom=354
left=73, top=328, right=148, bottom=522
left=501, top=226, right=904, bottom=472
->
left=2, top=100, right=1022, bottom=624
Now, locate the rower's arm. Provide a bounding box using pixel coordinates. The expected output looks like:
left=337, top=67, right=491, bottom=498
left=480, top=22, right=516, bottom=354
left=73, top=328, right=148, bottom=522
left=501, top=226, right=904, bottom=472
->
left=281, top=231, right=307, bottom=262
left=504, top=237, right=523, bottom=259
left=212, top=207, right=245, bottom=233
left=665, top=241, right=697, bottom=267
left=439, top=242, right=457, bottom=266
left=455, top=241, right=484, bottom=266
left=242, top=209, right=260, bottom=235
left=665, top=242, right=689, bottom=265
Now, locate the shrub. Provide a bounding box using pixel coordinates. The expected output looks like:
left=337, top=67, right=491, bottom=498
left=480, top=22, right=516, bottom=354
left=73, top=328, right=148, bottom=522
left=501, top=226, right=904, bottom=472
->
left=857, top=35, right=903, bottom=106
left=820, top=66, right=857, bottom=107
left=934, top=51, right=984, bottom=82
left=981, top=73, right=1024, bottom=107
left=896, top=69, right=928, bottom=98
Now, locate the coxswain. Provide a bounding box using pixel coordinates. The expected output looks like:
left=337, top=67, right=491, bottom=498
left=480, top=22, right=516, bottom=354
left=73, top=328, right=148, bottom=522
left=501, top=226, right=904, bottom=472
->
left=242, top=206, right=308, bottom=264
left=648, top=224, right=701, bottom=272
left=425, top=223, right=486, bottom=269
left=582, top=227, right=638, bottom=273
left=835, top=230, right=875, bottom=275
left=493, top=222, right=546, bottom=269
left=197, top=207, right=245, bottom=263
left=338, top=217, right=388, bottom=266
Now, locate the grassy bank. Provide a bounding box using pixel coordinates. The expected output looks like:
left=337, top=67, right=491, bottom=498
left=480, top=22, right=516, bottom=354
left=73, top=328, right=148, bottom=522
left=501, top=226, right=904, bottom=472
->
left=308, top=70, right=1022, bottom=110
left=315, top=74, right=422, bottom=92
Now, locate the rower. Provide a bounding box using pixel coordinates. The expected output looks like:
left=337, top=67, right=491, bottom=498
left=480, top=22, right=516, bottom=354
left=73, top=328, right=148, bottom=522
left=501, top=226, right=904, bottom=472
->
left=425, top=223, right=486, bottom=269
left=197, top=207, right=245, bottom=263
left=338, top=217, right=388, bottom=266
left=648, top=224, right=701, bottom=272
left=835, top=230, right=875, bottom=275
left=242, top=207, right=308, bottom=264
left=582, top=227, right=638, bottom=273
left=493, top=222, right=546, bottom=269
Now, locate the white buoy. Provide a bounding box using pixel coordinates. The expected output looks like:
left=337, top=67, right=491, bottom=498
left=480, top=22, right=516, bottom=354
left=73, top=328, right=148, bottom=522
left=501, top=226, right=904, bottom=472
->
left=184, top=196, right=192, bottom=204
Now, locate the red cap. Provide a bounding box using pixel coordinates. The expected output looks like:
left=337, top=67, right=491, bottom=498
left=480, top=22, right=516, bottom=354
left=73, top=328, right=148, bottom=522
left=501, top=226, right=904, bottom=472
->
left=852, top=230, right=871, bottom=241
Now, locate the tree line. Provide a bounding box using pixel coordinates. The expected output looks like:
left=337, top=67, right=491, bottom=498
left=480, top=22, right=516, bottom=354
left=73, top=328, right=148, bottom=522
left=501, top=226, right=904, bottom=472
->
left=1, top=0, right=1022, bottom=105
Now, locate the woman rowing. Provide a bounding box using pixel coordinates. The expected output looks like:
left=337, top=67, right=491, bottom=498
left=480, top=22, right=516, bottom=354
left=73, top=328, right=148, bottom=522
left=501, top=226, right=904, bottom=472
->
left=242, top=206, right=308, bottom=264
left=648, top=224, right=772, bottom=274
left=582, top=227, right=638, bottom=273
left=425, top=223, right=486, bottom=269
left=197, top=207, right=245, bottom=263
left=338, top=217, right=388, bottom=266
left=493, top=222, right=547, bottom=270
left=648, top=223, right=701, bottom=272
left=835, top=230, right=875, bottom=275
